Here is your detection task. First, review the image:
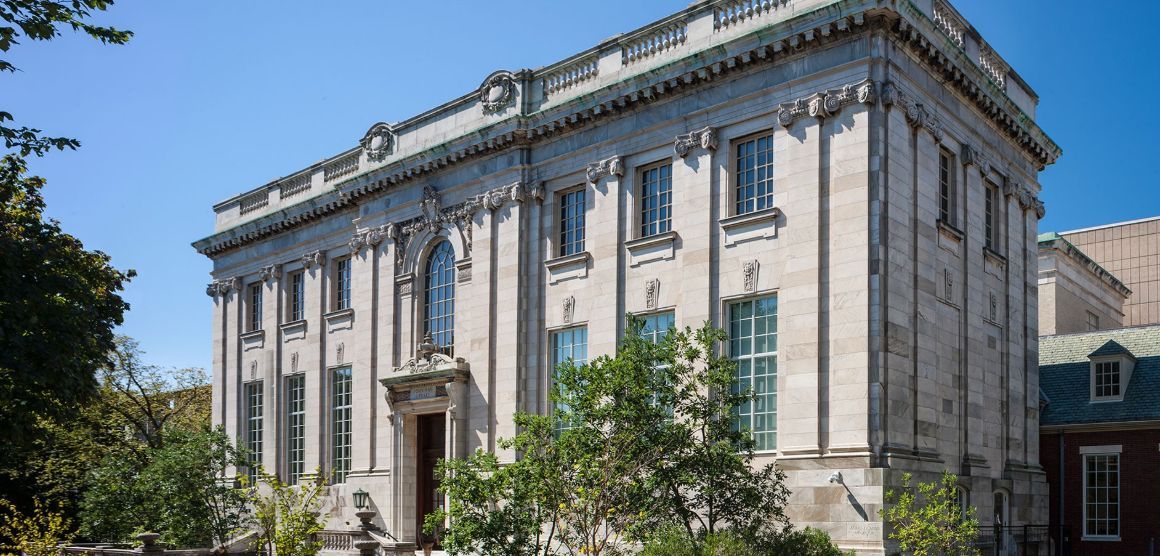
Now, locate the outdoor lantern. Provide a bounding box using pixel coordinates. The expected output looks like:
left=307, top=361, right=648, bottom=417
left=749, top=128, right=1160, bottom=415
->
left=352, top=488, right=369, bottom=510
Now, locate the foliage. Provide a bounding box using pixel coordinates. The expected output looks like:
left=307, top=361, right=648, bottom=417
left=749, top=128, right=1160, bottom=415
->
left=423, top=449, right=546, bottom=555
left=251, top=471, right=327, bottom=556
left=1, top=0, right=131, bottom=157
left=0, top=498, right=74, bottom=556
left=0, top=154, right=134, bottom=448
left=434, top=319, right=798, bottom=556
left=879, top=472, right=980, bottom=556
left=638, top=525, right=751, bottom=556
left=79, top=427, right=248, bottom=548
left=771, top=527, right=848, bottom=556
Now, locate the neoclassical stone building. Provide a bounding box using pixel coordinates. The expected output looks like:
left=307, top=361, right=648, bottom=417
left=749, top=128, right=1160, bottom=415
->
left=193, top=0, right=1059, bottom=552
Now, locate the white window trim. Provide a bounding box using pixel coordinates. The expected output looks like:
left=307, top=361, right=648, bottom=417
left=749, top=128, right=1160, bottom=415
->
left=1081, top=451, right=1121, bottom=541
left=1090, top=356, right=1131, bottom=403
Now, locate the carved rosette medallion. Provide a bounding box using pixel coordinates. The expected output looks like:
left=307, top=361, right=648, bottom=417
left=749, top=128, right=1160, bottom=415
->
left=674, top=127, right=718, bottom=158
left=360, top=122, right=395, bottom=162
left=586, top=156, right=623, bottom=184
left=479, top=71, right=516, bottom=113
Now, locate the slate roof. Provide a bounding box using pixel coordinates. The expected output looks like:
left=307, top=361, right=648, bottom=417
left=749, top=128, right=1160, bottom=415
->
left=1039, top=325, right=1160, bottom=427
left=1088, top=340, right=1134, bottom=359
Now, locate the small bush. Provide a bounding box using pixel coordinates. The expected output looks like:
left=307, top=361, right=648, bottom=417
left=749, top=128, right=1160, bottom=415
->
left=0, top=498, right=74, bottom=556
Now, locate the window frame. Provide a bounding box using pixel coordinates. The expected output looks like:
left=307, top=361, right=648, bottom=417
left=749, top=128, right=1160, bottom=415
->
left=938, top=147, right=956, bottom=226
left=1086, top=311, right=1100, bottom=332
left=557, top=186, right=587, bottom=258
left=727, top=294, right=779, bottom=453
left=333, top=257, right=352, bottom=311
left=1082, top=451, right=1121, bottom=540
left=287, top=270, right=305, bottom=323
left=244, top=381, right=263, bottom=486
left=549, top=325, right=588, bottom=434
left=247, top=282, right=263, bottom=332
left=984, top=181, right=999, bottom=249
left=1091, top=359, right=1122, bottom=401
left=423, top=240, right=456, bottom=355
left=284, top=373, right=306, bottom=485
left=730, top=130, right=776, bottom=216
left=330, top=366, right=353, bottom=484
left=637, top=160, right=673, bottom=239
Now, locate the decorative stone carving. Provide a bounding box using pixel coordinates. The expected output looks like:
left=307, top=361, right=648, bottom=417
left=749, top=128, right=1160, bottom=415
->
left=394, top=334, right=462, bottom=375
left=674, top=127, right=718, bottom=157
left=205, top=277, right=241, bottom=297
left=645, top=279, right=660, bottom=310
left=302, top=250, right=325, bottom=269
left=291, top=352, right=299, bottom=373
left=743, top=260, right=759, bottom=293
left=258, top=264, right=280, bottom=282
left=457, top=265, right=472, bottom=283
left=989, top=292, right=998, bottom=322
left=397, top=280, right=413, bottom=296
left=337, top=342, right=345, bottom=365
left=249, top=360, right=257, bottom=380
left=563, top=295, right=575, bottom=324
left=479, top=71, right=516, bottom=113
left=392, top=185, right=483, bottom=271
left=479, top=182, right=526, bottom=211
left=1032, top=198, right=1046, bottom=219
left=446, top=381, right=459, bottom=419
left=528, top=182, right=545, bottom=202
left=779, top=79, right=875, bottom=127
left=586, top=156, right=623, bottom=183
left=944, top=268, right=954, bottom=301
left=881, top=82, right=943, bottom=140
left=360, top=122, right=395, bottom=162
left=961, top=144, right=980, bottom=167
left=1003, top=180, right=1021, bottom=198
left=350, top=225, right=390, bottom=254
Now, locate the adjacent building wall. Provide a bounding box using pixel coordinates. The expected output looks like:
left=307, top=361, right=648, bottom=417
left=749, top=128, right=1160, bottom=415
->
left=1038, top=234, right=1130, bottom=336
left=1061, top=217, right=1160, bottom=327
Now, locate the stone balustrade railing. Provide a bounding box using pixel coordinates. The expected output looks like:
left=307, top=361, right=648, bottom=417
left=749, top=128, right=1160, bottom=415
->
left=279, top=172, right=312, bottom=199
left=712, top=0, right=789, bottom=31
left=931, top=0, right=965, bottom=47
left=324, top=151, right=360, bottom=182
left=543, top=57, right=599, bottom=96
left=620, top=22, right=687, bottom=65
left=238, top=189, right=270, bottom=215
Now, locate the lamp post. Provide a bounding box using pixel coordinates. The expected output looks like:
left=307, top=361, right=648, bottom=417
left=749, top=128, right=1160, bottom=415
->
left=351, top=488, right=378, bottom=532
left=352, top=488, right=369, bottom=510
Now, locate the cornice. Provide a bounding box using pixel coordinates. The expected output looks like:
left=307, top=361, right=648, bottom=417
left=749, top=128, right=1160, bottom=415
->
left=1039, top=236, right=1132, bottom=299
left=194, top=1, right=1059, bottom=258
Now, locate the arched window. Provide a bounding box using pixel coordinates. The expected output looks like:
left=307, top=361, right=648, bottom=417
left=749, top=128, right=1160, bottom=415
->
left=424, top=240, right=455, bottom=355
left=993, top=490, right=1009, bottom=526
left=955, top=487, right=969, bottom=520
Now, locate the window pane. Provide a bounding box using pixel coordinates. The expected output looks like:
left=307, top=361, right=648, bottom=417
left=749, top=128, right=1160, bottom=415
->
left=735, top=134, right=774, bottom=215
left=424, top=241, right=456, bottom=355
left=730, top=296, right=778, bottom=451
left=331, top=367, right=352, bottom=484
left=560, top=189, right=586, bottom=256
left=245, top=382, right=263, bottom=486
left=640, top=163, right=672, bottom=237
left=249, top=283, right=263, bottom=332
left=290, top=272, right=305, bottom=322
left=552, top=327, right=588, bottom=433
left=1084, top=454, right=1120, bottom=537
left=286, top=375, right=305, bottom=485
left=335, top=258, right=352, bottom=310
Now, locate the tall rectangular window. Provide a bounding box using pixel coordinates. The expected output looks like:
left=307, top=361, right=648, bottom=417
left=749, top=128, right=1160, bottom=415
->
left=729, top=296, right=778, bottom=451
left=289, top=271, right=305, bottom=322
left=1087, top=311, right=1100, bottom=332
left=248, top=283, right=263, bottom=332
left=939, top=149, right=955, bottom=225
left=244, top=381, right=263, bottom=486
left=985, top=182, right=998, bottom=249
left=1094, top=361, right=1121, bottom=398
left=640, top=163, right=672, bottom=237
left=559, top=189, right=586, bottom=257
left=551, top=326, right=588, bottom=433
left=1084, top=453, right=1119, bottom=538
left=335, top=258, right=351, bottom=311
left=285, top=374, right=305, bottom=485
left=331, top=367, right=352, bottom=484
left=734, top=133, right=775, bottom=215
left=640, top=312, right=675, bottom=412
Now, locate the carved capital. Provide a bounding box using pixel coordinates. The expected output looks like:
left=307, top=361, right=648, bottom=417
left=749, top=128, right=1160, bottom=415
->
left=961, top=144, right=980, bottom=167
left=881, top=82, right=943, bottom=141
left=674, top=127, right=718, bottom=158
left=778, top=79, right=875, bottom=128
left=1033, top=198, right=1046, bottom=219
left=586, top=156, right=623, bottom=184
left=206, top=277, right=241, bottom=298
left=258, top=264, right=281, bottom=282
left=302, top=250, right=326, bottom=269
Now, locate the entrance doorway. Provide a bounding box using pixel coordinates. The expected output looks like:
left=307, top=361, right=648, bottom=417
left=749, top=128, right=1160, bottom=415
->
left=416, top=413, right=445, bottom=546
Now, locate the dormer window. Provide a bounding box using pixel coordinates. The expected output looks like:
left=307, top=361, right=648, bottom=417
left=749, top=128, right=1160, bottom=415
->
left=1088, top=340, right=1135, bottom=403
left=1094, top=361, right=1120, bottom=398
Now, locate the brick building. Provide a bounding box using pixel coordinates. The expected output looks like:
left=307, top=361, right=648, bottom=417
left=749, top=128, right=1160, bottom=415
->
left=1039, top=326, right=1160, bottom=555
left=1060, top=217, right=1160, bottom=327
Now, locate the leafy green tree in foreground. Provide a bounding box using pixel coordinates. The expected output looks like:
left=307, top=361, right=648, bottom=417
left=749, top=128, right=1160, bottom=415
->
left=879, top=471, right=980, bottom=556
left=431, top=319, right=841, bottom=555
left=252, top=472, right=328, bottom=556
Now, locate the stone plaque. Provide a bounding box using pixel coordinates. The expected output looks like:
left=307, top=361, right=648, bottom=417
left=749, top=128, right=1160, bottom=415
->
left=410, top=386, right=437, bottom=401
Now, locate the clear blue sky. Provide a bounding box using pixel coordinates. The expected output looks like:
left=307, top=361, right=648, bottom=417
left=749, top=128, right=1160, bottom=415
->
left=7, top=1, right=1159, bottom=372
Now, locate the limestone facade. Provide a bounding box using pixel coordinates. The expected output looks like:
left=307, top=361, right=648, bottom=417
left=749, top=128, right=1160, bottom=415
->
left=193, top=1, right=1060, bottom=553
left=1037, top=233, right=1130, bottom=336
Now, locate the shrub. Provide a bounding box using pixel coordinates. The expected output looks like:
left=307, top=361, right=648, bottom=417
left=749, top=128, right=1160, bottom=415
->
left=0, top=498, right=74, bottom=556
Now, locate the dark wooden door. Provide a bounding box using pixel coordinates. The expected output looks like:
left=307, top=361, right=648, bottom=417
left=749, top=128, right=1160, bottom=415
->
left=416, top=413, right=445, bottom=547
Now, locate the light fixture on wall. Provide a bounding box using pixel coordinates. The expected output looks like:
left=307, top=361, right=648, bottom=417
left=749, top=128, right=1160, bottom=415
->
left=353, top=488, right=369, bottom=510
left=828, top=472, right=843, bottom=485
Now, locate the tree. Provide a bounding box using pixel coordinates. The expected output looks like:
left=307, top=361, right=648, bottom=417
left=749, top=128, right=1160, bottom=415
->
left=432, top=319, right=801, bottom=555
left=879, top=471, right=980, bottom=556
left=1, top=0, right=132, bottom=158
left=0, top=498, right=74, bottom=556
left=252, top=472, right=327, bottom=556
